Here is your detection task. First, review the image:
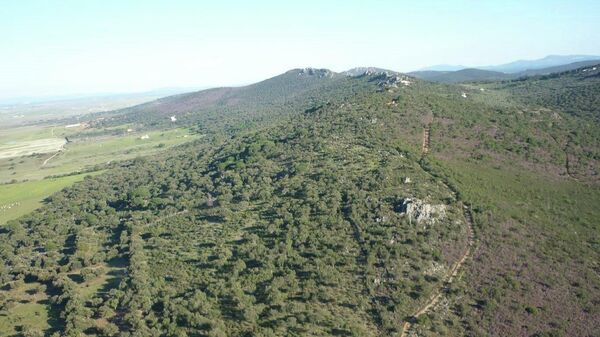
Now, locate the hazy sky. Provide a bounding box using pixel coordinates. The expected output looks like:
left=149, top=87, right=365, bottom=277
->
left=1, top=0, right=599, bottom=99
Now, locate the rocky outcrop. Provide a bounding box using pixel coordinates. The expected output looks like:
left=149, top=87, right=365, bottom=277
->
left=296, top=68, right=335, bottom=78
left=397, top=198, right=446, bottom=225
left=369, top=73, right=413, bottom=89
left=343, top=68, right=413, bottom=88
left=343, top=67, right=395, bottom=77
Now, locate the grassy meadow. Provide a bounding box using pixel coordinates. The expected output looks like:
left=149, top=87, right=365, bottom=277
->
left=0, top=172, right=101, bottom=225
left=0, top=281, right=56, bottom=336
left=0, top=125, right=199, bottom=184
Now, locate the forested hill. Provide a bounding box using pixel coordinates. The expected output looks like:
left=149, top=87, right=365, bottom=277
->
left=487, top=63, right=600, bottom=120
left=92, top=68, right=342, bottom=133
left=1, top=65, right=599, bottom=337
left=409, top=68, right=511, bottom=83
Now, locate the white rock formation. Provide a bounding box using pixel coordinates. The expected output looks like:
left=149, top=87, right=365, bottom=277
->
left=399, top=198, right=446, bottom=225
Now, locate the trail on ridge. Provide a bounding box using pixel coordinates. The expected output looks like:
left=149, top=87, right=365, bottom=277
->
left=399, top=123, right=475, bottom=337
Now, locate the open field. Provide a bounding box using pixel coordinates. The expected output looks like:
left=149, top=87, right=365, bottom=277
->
left=0, top=281, right=56, bottom=336
left=0, top=125, right=200, bottom=184
left=0, top=138, right=66, bottom=159
left=0, top=124, right=58, bottom=141
left=0, top=121, right=198, bottom=224
left=0, top=172, right=102, bottom=225
left=0, top=122, right=199, bottom=225
left=0, top=124, right=77, bottom=160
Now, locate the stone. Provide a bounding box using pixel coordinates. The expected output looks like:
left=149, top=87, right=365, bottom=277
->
left=398, top=198, right=446, bottom=225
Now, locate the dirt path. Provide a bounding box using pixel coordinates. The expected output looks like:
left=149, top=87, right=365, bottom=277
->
left=422, top=127, right=430, bottom=154
left=141, top=209, right=189, bottom=228
left=399, top=126, right=475, bottom=337
left=400, top=206, right=474, bottom=336
left=563, top=143, right=580, bottom=181
left=42, top=148, right=63, bottom=167
left=41, top=127, right=65, bottom=167
left=547, top=134, right=580, bottom=181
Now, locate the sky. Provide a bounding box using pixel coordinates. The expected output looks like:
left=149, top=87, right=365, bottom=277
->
left=1, top=0, right=599, bottom=100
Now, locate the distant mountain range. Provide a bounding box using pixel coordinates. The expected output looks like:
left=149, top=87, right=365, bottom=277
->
left=481, top=55, right=600, bottom=73
left=418, top=55, right=600, bottom=73
left=418, top=64, right=469, bottom=72
left=410, top=55, right=600, bottom=83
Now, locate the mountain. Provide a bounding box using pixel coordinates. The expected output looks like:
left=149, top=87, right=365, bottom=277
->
left=481, top=54, right=600, bottom=73
left=409, top=68, right=510, bottom=83
left=417, top=64, right=467, bottom=71
left=94, top=68, right=341, bottom=132
left=1, top=64, right=599, bottom=337
left=343, top=67, right=398, bottom=76
left=408, top=60, right=600, bottom=83
left=514, top=59, right=600, bottom=76
left=413, top=55, right=600, bottom=79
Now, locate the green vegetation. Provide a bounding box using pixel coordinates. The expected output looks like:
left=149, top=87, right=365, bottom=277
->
left=0, top=172, right=100, bottom=225
left=0, top=125, right=58, bottom=142
left=0, top=126, right=199, bottom=183
left=415, top=158, right=600, bottom=336
left=0, top=123, right=199, bottom=226
left=0, top=281, right=55, bottom=336
left=0, top=64, right=598, bottom=336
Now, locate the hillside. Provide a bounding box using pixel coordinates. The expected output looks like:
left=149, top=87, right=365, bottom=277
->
left=93, top=68, right=339, bottom=133
left=0, top=66, right=598, bottom=337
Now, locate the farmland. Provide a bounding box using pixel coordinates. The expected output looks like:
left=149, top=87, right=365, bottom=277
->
left=0, top=172, right=100, bottom=225
left=0, top=122, right=199, bottom=225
